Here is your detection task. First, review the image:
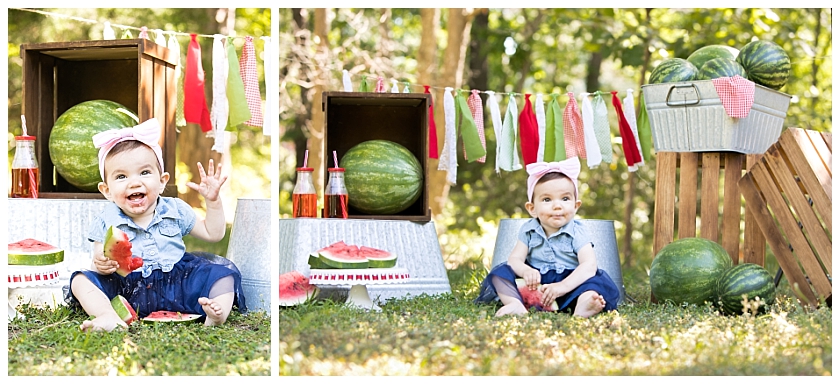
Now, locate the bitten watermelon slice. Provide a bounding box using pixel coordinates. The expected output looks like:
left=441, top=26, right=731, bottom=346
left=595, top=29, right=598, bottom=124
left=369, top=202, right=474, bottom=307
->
left=515, top=279, right=560, bottom=312
left=318, top=241, right=369, bottom=269
left=278, top=271, right=319, bottom=306
left=8, top=238, right=65, bottom=266
left=110, top=295, right=138, bottom=325
left=141, top=311, right=202, bottom=323
left=359, top=246, right=397, bottom=268
left=103, top=226, right=143, bottom=277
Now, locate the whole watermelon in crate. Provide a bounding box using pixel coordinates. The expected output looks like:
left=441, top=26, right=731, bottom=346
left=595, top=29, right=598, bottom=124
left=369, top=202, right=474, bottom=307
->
left=48, top=100, right=139, bottom=191
left=649, top=237, right=732, bottom=306
left=715, top=263, right=776, bottom=315
left=736, top=40, right=791, bottom=90
left=341, top=140, right=424, bottom=215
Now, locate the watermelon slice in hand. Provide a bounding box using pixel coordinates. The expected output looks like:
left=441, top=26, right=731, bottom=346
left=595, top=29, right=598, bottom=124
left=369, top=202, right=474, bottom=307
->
left=515, top=279, right=560, bottom=312
left=279, top=271, right=319, bottom=306
left=8, top=238, right=65, bottom=266
left=110, top=295, right=138, bottom=325
left=103, top=226, right=143, bottom=277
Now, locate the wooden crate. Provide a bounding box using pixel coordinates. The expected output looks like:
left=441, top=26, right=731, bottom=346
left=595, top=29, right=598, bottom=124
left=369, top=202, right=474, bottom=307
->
left=321, top=92, right=431, bottom=221
left=652, top=151, right=767, bottom=265
left=20, top=39, right=178, bottom=199
left=739, top=128, right=832, bottom=308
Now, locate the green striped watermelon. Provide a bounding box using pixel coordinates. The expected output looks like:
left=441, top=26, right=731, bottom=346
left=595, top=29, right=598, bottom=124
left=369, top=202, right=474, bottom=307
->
left=341, top=140, right=423, bottom=215
left=8, top=238, right=64, bottom=266
left=715, top=263, right=776, bottom=315
left=318, top=241, right=369, bottom=269
left=697, top=57, right=748, bottom=80
left=736, top=40, right=791, bottom=90
left=48, top=100, right=139, bottom=191
left=686, top=45, right=740, bottom=71
left=648, top=58, right=698, bottom=84
left=649, top=237, right=732, bottom=306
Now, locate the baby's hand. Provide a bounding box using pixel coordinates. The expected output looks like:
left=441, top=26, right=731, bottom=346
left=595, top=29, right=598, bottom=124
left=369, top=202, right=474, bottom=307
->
left=93, top=252, right=118, bottom=275
left=186, top=159, right=228, bottom=202
left=539, top=283, right=569, bottom=309
left=523, top=268, right=541, bottom=290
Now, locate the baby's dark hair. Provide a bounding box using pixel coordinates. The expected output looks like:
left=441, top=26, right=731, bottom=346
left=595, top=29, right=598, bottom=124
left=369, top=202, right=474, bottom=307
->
left=102, top=140, right=162, bottom=180
left=534, top=172, right=577, bottom=199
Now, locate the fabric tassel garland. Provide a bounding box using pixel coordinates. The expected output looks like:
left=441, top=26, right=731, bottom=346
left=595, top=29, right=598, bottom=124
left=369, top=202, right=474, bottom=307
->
left=391, top=79, right=400, bottom=93
left=359, top=76, right=371, bottom=92
left=424, top=85, right=439, bottom=159
left=636, top=93, right=653, bottom=162
left=167, top=33, right=186, bottom=127
left=240, top=36, right=263, bottom=127
left=121, top=29, right=133, bottom=39
left=544, top=93, right=564, bottom=161
left=592, top=92, right=612, bottom=162
left=375, top=77, right=386, bottom=93
left=535, top=93, right=547, bottom=163
left=454, top=89, right=485, bottom=162
left=138, top=26, right=148, bottom=40
left=209, top=34, right=229, bottom=151
left=438, top=87, right=458, bottom=184
left=467, top=90, right=487, bottom=163
left=403, top=82, right=410, bottom=93
left=226, top=36, right=251, bottom=128
left=499, top=94, right=522, bottom=171
left=153, top=29, right=167, bottom=46
left=518, top=94, right=540, bottom=166
left=611, top=91, right=643, bottom=170
left=562, top=92, right=587, bottom=159
left=183, top=34, right=212, bottom=132
left=623, top=89, right=644, bottom=170
left=485, top=91, right=504, bottom=173
left=103, top=21, right=116, bottom=40
left=342, top=70, right=353, bottom=92
left=580, top=92, right=602, bottom=168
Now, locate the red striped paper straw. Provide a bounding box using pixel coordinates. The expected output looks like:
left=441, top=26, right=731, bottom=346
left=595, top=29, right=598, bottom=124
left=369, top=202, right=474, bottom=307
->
left=28, top=168, right=38, bottom=198
left=333, top=151, right=338, bottom=168
left=303, top=150, right=309, bottom=168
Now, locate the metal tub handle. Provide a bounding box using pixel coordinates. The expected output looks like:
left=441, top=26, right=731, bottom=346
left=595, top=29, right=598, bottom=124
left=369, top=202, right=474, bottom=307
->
left=665, top=83, right=701, bottom=106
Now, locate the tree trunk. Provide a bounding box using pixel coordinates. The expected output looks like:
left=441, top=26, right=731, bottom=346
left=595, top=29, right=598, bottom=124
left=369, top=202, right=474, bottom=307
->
left=291, top=8, right=311, bottom=176
left=585, top=52, right=603, bottom=93
left=427, top=8, right=474, bottom=221
left=467, top=9, right=489, bottom=95
left=512, top=11, right=545, bottom=93
left=308, top=9, right=330, bottom=202
left=177, top=8, right=225, bottom=209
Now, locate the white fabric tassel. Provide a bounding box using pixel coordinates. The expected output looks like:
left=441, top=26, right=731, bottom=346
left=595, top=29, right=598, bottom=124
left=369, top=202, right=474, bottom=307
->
left=580, top=92, right=602, bottom=169
left=390, top=79, right=400, bottom=93
left=342, top=70, right=353, bottom=92
left=403, top=83, right=410, bottom=93
left=438, top=87, right=458, bottom=185
left=535, top=93, right=546, bottom=162
left=210, top=34, right=229, bottom=153
left=624, top=89, right=644, bottom=171
left=485, top=91, right=504, bottom=174
left=103, top=21, right=115, bottom=40
left=153, top=29, right=167, bottom=46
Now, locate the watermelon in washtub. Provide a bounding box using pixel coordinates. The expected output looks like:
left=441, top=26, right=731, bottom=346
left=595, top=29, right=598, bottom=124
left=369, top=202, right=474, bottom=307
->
left=278, top=271, right=319, bottom=306
left=8, top=238, right=65, bottom=266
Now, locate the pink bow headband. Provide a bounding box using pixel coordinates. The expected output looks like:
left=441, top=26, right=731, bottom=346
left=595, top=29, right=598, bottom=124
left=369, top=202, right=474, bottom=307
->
left=92, top=118, right=164, bottom=181
left=526, top=157, right=581, bottom=203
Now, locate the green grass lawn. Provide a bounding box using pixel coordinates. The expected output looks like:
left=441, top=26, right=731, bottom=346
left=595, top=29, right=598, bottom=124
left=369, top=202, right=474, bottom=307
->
left=279, top=264, right=832, bottom=376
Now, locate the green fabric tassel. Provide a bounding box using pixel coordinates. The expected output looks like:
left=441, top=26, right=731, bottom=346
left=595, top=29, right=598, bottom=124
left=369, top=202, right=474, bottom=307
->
left=545, top=93, right=565, bottom=161
left=358, top=76, right=371, bottom=92
left=637, top=93, right=653, bottom=162
left=226, top=37, right=250, bottom=129
left=455, top=89, right=486, bottom=162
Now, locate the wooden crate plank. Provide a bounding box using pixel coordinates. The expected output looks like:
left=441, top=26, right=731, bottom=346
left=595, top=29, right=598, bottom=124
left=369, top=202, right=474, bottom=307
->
left=721, top=153, right=744, bottom=264
left=743, top=154, right=766, bottom=265
left=700, top=153, right=720, bottom=242
left=765, top=145, right=832, bottom=273
left=821, top=132, right=832, bottom=152
left=805, top=129, right=832, bottom=175
left=752, top=161, right=832, bottom=299
left=677, top=152, right=698, bottom=239
left=653, top=152, right=678, bottom=257
left=778, top=132, right=832, bottom=230
left=739, top=172, right=818, bottom=306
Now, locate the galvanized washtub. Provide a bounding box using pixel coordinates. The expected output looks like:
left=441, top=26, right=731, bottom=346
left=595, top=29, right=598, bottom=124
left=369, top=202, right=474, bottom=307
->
left=225, top=198, right=273, bottom=313
left=279, top=218, right=452, bottom=304
left=490, top=218, right=626, bottom=304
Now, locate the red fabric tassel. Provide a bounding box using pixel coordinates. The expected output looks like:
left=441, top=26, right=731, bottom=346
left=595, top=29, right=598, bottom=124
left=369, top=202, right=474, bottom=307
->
left=562, top=92, right=587, bottom=159
left=184, top=34, right=212, bottom=132
left=424, top=86, right=439, bottom=159
left=518, top=94, right=539, bottom=166
left=611, top=91, right=642, bottom=167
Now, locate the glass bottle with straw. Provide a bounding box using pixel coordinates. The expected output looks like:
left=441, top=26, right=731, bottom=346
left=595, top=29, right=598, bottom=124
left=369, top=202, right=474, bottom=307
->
left=324, top=150, right=348, bottom=219
left=292, top=150, right=318, bottom=218
left=10, top=115, right=39, bottom=198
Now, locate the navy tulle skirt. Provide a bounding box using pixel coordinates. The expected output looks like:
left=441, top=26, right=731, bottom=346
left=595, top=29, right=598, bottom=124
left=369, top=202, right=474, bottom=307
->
left=475, top=262, right=620, bottom=313
left=64, top=252, right=247, bottom=318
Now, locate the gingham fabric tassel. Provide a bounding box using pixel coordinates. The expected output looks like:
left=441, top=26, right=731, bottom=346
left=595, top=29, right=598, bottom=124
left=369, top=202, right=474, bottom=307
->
left=403, top=82, right=410, bottom=93
left=437, top=87, right=458, bottom=184
left=342, top=70, right=353, bottom=92
left=499, top=94, right=522, bottom=172
left=535, top=93, right=547, bottom=163
left=592, top=92, right=613, bottom=162
left=562, top=92, right=586, bottom=159
left=623, top=89, right=644, bottom=171
left=375, top=77, right=386, bottom=93
left=167, top=33, right=186, bottom=127
left=580, top=93, right=602, bottom=168
left=210, top=34, right=229, bottom=151
left=240, top=36, right=263, bottom=127
left=467, top=90, right=487, bottom=163
left=138, top=26, right=149, bottom=39
left=455, top=89, right=485, bottom=162
left=226, top=36, right=251, bottom=128
left=485, top=91, right=504, bottom=173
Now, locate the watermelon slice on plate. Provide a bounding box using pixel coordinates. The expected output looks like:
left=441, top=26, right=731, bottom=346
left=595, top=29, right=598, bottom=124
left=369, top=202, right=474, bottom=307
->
left=358, top=246, right=397, bottom=268
left=279, top=271, right=319, bottom=306
left=8, top=238, right=64, bottom=266
left=318, top=241, right=368, bottom=269
left=104, top=226, right=143, bottom=276
left=141, top=311, right=202, bottom=323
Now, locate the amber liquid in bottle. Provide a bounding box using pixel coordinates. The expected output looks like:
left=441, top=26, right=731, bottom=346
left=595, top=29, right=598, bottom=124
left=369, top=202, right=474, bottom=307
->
left=292, top=193, right=318, bottom=218
left=10, top=168, right=39, bottom=198
left=324, top=193, right=349, bottom=219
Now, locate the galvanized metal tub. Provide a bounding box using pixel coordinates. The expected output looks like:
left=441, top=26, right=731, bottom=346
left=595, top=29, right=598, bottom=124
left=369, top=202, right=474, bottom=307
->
left=226, top=198, right=272, bottom=313
left=491, top=218, right=626, bottom=304
left=279, top=218, right=451, bottom=304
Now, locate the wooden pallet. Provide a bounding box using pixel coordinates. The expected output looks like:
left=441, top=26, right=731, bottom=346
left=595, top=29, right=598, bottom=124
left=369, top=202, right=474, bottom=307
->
left=739, top=128, right=832, bottom=308
left=653, top=151, right=766, bottom=265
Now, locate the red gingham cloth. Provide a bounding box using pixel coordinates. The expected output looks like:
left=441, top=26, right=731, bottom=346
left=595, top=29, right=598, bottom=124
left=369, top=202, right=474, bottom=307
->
left=712, top=75, right=755, bottom=118
left=375, top=77, right=386, bottom=93
left=138, top=26, right=148, bottom=39
left=562, top=92, right=586, bottom=159
left=239, top=36, right=263, bottom=127
left=467, top=90, right=486, bottom=163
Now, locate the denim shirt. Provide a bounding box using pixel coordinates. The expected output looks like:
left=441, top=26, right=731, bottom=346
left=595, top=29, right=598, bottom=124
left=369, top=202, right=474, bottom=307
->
left=517, top=218, right=592, bottom=274
left=88, top=196, right=197, bottom=278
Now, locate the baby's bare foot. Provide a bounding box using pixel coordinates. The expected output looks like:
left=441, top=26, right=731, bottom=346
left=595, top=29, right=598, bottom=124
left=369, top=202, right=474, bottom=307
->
left=80, top=312, right=127, bottom=332
left=496, top=302, right=529, bottom=317
left=574, top=291, right=606, bottom=318
left=198, top=297, right=225, bottom=326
